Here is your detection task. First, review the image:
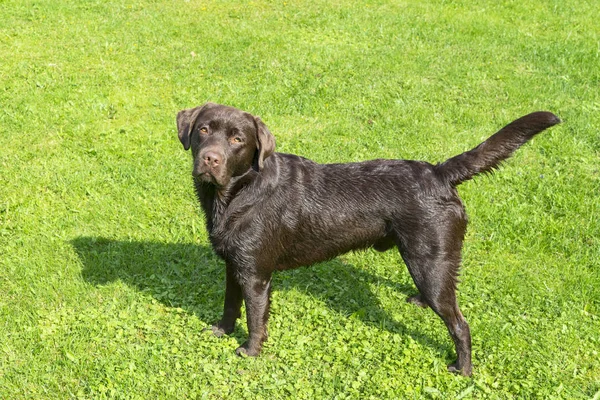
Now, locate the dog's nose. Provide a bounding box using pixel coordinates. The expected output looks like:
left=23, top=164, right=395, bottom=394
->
left=203, top=151, right=221, bottom=167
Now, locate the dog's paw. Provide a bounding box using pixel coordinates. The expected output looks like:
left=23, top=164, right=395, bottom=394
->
left=235, top=343, right=261, bottom=357
left=447, top=362, right=472, bottom=377
left=211, top=325, right=227, bottom=337
left=406, top=294, right=429, bottom=308
left=203, top=324, right=232, bottom=338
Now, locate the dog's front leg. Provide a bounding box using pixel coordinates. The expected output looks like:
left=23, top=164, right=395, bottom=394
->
left=211, top=263, right=243, bottom=337
left=235, top=273, right=272, bottom=357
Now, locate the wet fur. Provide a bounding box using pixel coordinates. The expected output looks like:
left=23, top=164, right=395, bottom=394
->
left=177, top=103, right=560, bottom=376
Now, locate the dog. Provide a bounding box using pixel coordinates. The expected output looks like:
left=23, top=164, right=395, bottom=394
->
left=176, top=103, right=560, bottom=376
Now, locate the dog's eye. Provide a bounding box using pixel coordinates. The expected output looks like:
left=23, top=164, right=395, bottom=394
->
left=199, top=127, right=209, bottom=135
left=232, top=137, right=243, bottom=143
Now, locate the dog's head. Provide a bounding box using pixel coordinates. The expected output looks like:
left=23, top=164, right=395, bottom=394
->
left=177, top=103, right=276, bottom=187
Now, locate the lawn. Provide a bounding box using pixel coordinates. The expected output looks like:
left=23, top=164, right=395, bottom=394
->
left=1, top=0, right=599, bottom=398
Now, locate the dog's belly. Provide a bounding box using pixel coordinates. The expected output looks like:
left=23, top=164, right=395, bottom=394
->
left=271, top=209, right=390, bottom=270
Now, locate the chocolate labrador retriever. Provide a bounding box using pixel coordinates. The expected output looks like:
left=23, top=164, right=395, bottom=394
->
left=176, top=103, right=559, bottom=376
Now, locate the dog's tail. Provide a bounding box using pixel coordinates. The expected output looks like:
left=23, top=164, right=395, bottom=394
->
left=435, top=112, right=560, bottom=186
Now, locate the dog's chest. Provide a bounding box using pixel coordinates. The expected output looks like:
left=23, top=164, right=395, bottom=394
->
left=207, top=203, right=259, bottom=264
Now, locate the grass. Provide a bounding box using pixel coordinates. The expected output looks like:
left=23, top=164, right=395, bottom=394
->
left=1, top=0, right=599, bottom=397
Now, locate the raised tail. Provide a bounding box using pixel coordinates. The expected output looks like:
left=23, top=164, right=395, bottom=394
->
left=435, top=111, right=561, bottom=186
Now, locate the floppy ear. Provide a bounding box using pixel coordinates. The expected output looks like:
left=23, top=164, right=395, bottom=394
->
left=254, top=117, right=276, bottom=170
left=176, top=103, right=214, bottom=150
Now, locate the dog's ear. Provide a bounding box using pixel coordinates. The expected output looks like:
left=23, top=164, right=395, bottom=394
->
left=254, top=116, right=276, bottom=170
left=176, top=103, right=214, bottom=150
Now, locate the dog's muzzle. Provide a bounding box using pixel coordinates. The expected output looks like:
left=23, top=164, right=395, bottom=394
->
left=194, top=150, right=228, bottom=186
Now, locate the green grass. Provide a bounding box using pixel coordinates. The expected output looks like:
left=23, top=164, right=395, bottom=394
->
left=1, top=0, right=599, bottom=397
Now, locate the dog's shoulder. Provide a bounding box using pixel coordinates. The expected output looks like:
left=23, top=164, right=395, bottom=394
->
left=257, top=152, right=321, bottom=183
left=270, top=152, right=318, bottom=168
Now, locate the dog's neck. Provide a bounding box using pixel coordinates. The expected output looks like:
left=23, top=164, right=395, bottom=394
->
left=193, top=169, right=258, bottom=233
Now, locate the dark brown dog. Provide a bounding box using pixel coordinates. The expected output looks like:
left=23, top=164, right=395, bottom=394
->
left=176, top=103, right=560, bottom=376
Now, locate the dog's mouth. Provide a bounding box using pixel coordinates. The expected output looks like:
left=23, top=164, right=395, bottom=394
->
left=193, top=166, right=230, bottom=187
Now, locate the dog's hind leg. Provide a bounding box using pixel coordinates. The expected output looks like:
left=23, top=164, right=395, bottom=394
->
left=395, top=218, right=472, bottom=376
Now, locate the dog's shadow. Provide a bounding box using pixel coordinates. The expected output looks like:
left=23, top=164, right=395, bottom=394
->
left=72, top=237, right=450, bottom=358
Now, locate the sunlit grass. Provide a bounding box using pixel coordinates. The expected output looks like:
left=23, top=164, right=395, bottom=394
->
left=1, top=0, right=598, bottom=397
